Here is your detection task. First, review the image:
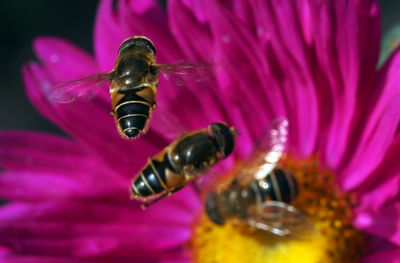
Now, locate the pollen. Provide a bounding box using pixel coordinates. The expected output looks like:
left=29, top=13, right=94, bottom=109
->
left=189, top=156, right=365, bottom=263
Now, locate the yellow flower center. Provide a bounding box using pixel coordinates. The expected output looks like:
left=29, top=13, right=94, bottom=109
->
left=189, top=156, right=365, bottom=263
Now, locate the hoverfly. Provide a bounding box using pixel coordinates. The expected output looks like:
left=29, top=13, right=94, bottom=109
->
left=50, top=36, right=215, bottom=139
left=131, top=122, right=238, bottom=208
left=205, top=118, right=312, bottom=237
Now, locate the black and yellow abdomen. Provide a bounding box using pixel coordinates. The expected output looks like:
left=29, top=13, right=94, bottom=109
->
left=132, top=154, right=179, bottom=198
left=113, top=90, right=154, bottom=139
left=252, top=168, right=298, bottom=204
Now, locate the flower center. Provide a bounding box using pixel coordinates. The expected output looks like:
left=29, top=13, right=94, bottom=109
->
left=189, top=156, right=365, bottom=263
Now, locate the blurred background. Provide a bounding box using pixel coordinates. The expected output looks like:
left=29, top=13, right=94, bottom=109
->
left=1, top=0, right=400, bottom=136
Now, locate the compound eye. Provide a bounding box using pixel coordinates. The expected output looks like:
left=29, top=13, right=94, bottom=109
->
left=118, top=37, right=135, bottom=55
left=134, top=36, right=156, bottom=55
left=118, top=36, right=156, bottom=55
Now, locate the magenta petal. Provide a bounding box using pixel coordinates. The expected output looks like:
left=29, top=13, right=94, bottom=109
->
left=0, top=255, right=101, bottom=263
left=0, top=201, right=196, bottom=226
left=252, top=0, right=319, bottom=156
left=0, top=131, right=102, bottom=176
left=168, top=0, right=214, bottom=60
left=360, top=249, right=400, bottom=263
left=0, top=225, right=189, bottom=257
left=33, top=37, right=101, bottom=81
left=0, top=201, right=194, bottom=259
left=339, top=47, right=400, bottom=191
left=203, top=1, right=286, bottom=153
left=354, top=201, right=400, bottom=246
left=94, top=0, right=124, bottom=70
left=354, top=135, right=400, bottom=208
left=317, top=0, right=380, bottom=170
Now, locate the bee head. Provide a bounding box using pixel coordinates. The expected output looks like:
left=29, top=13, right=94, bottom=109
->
left=209, top=122, right=237, bottom=158
left=118, top=36, right=156, bottom=56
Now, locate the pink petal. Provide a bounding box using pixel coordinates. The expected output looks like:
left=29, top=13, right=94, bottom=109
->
left=339, top=46, right=400, bottom=191
left=33, top=37, right=102, bottom=82
left=202, top=0, right=286, bottom=156
left=356, top=174, right=400, bottom=213
left=168, top=0, right=215, bottom=60
left=316, top=0, right=380, bottom=170
left=361, top=249, right=400, bottom=263
left=0, top=192, right=199, bottom=225
left=0, top=131, right=90, bottom=172
left=0, top=255, right=102, bottom=263
left=94, top=0, right=125, bottom=70
left=0, top=226, right=189, bottom=257
left=354, top=136, right=400, bottom=209
left=262, top=0, right=319, bottom=156
left=354, top=201, right=400, bottom=246
left=0, top=171, right=126, bottom=202
left=0, top=199, right=197, bottom=259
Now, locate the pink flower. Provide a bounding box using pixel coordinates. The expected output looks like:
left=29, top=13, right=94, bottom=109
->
left=1, top=0, right=400, bottom=262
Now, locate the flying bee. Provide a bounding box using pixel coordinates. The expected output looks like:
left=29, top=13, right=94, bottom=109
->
left=131, top=123, right=238, bottom=208
left=50, top=35, right=216, bottom=139
left=205, top=118, right=312, bottom=237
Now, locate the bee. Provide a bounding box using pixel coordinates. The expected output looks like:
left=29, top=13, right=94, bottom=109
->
left=50, top=35, right=215, bottom=139
left=131, top=122, right=238, bottom=207
left=205, top=118, right=312, bottom=236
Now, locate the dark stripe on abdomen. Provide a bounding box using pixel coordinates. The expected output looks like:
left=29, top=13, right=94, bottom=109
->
left=115, top=92, right=151, bottom=138
left=133, top=175, right=154, bottom=197
left=133, top=154, right=179, bottom=197
left=254, top=168, right=298, bottom=204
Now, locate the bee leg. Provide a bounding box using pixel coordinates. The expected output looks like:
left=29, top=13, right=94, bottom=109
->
left=141, top=191, right=171, bottom=209
left=142, top=187, right=184, bottom=209
left=110, top=110, right=115, bottom=116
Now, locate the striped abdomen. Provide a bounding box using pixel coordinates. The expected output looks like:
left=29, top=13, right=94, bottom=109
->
left=252, top=168, right=298, bottom=204
left=114, top=90, right=153, bottom=138
left=132, top=154, right=178, bottom=199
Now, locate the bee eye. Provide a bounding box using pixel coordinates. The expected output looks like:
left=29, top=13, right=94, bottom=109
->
left=118, top=36, right=156, bottom=55
left=135, top=36, right=156, bottom=55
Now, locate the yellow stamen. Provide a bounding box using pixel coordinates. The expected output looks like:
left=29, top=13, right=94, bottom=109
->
left=189, top=155, right=365, bottom=263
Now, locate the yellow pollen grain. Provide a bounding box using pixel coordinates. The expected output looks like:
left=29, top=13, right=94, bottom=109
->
left=189, top=155, right=365, bottom=263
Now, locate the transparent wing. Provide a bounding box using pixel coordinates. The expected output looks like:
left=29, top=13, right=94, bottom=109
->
left=247, top=201, right=313, bottom=237
left=149, top=104, right=191, bottom=141
left=155, top=60, right=220, bottom=87
left=236, top=118, right=289, bottom=183
left=48, top=72, right=112, bottom=103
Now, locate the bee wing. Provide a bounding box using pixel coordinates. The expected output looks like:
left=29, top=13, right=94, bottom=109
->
left=155, top=60, right=219, bottom=87
left=48, top=72, right=112, bottom=103
left=236, top=117, right=289, bottom=183
left=247, top=201, right=313, bottom=237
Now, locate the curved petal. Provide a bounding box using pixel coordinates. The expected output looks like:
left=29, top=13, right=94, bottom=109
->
left=168, top=0, right=214, bottom=61
left=339, top=46, right=400, bottom=191
left=354, top=135, right=400, bottom=210
left=33, top=37, right=103, bottom=82
left=316, top=0, right=380, bottom=170
left=354, top=201, right=400, bottom=246
left=0, top=131, right=90, bottom=173
left=361, top=249, right=400, bottom=263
